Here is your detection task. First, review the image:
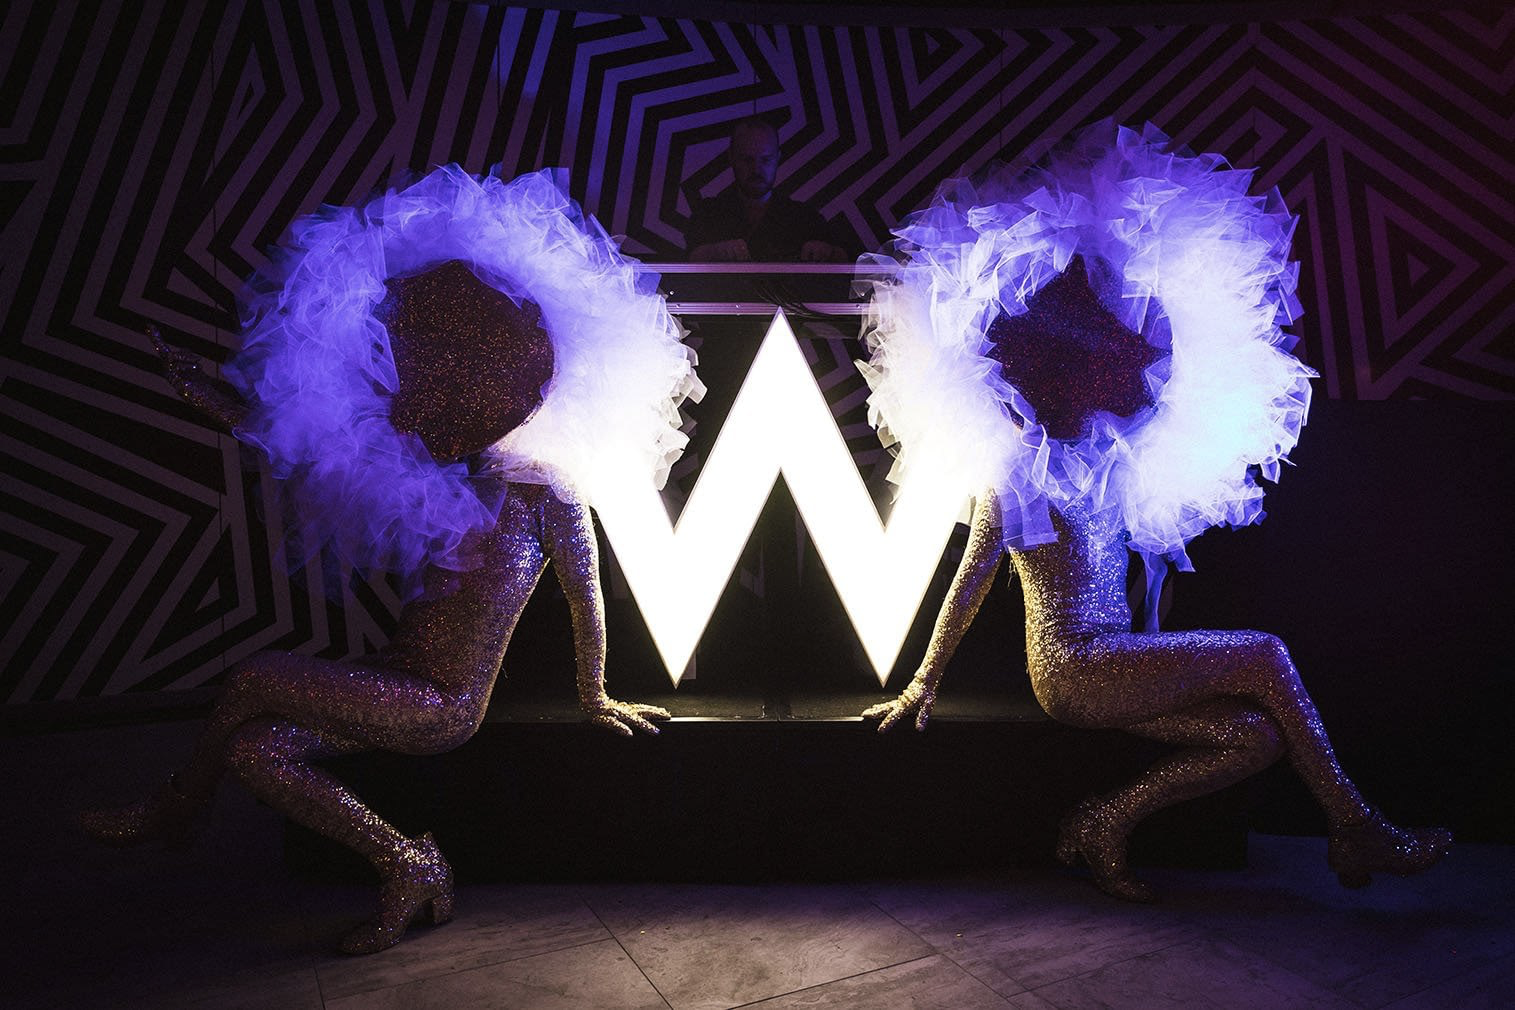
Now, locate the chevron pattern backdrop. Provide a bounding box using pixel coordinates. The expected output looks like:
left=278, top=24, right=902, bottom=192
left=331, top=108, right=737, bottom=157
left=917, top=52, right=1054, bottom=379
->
left=2, top=0, right=1510, bottom=702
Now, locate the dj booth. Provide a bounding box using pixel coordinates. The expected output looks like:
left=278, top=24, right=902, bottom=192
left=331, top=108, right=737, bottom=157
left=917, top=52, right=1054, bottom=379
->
left=287, top=264, right=1263, bottom=883
left=283, top=257, right=1515, bottom=880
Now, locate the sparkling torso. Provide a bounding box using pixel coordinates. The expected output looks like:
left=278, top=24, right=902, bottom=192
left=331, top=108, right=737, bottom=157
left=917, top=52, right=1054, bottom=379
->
left=1011, top=506, right=1132, bottom=646
left=379, top=480, right=550, bottom=691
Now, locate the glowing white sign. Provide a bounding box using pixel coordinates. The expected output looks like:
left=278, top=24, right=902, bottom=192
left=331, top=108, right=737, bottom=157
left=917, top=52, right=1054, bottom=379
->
left=590, top=311, right=973, bottom=686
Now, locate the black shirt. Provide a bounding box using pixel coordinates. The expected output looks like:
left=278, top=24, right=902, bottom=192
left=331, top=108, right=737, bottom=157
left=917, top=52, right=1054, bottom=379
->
left=685, top=191, right=843, bottom=261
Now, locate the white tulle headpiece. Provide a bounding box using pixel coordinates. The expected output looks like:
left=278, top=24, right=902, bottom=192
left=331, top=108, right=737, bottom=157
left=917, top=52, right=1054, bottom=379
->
left=227, top=167, right=699, bottom=585
left=860, top=121, right=1315, bottom=575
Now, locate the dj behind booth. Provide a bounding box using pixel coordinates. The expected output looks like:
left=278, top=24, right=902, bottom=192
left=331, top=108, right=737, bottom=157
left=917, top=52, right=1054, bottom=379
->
left=283, top=246, right=1506, bottom=887
left=684, top=116, right=853, bottom=266
left=631, top=112, right=902, bottom=706
left=288, top=124, right=1507, bottom=883
left=311, top=245, right=1273, bottom=887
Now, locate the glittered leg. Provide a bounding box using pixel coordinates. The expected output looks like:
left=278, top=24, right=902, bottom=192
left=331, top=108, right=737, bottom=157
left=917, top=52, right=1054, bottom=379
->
left=79, top=775, right=203, bottom=847
left=224, top=718, right=455, bottom=954
left=1204, top=636, right=1370, bottom=830
left=89, top=652, right=480, bottom=856
left=1123, top=699, right=1449, bottom=890
left=173, top=652, right=484, bottom=804
left=1054, top=631, right=1373, bottom=831
left=1117, top=700, right=1286, bottom=819
left=223, top=718, right=396, bottom=859
left=1056, top=701, right=1282, bottom=901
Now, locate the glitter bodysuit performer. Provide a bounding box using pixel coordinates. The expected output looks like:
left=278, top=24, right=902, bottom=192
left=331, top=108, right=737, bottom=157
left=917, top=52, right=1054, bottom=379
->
left=83, top=170, right=698, bottom=953
left=859, top=124, right=1451, bottom=901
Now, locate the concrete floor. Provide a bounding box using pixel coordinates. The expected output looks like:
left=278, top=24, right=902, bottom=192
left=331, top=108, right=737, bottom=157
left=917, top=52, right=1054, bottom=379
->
left=6, top=720, right=1512, bottom=1009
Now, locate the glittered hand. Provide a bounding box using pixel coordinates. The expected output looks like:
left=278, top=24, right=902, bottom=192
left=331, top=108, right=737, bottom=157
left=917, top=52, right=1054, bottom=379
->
left=862, top=672, right=937, bottom=732
left=543, top=488, right=671, bottom=737
left=149, top=325, right=247, bottom=430
left=861, top=490, right=1004, bottom=732
left=582, top=697, right=672, bottom=738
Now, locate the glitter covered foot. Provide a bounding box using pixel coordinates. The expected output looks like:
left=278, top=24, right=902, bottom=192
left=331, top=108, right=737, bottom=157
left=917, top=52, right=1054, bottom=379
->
left=1055, top=799, right=1155, bottom=903
left=1328, top=811, right=1452, bottom=889
left=340, top=832, right=455, bottom=955
left=80, top=778, right=200, bottom=848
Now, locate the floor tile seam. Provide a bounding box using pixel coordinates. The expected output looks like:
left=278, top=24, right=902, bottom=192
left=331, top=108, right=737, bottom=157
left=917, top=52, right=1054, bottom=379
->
left=311, top=932, right=625, bottom=1002
left=944, top=950, right=1037, bottom=999
left=854, top=883, right=952, bottom=953
left=1080, top=926, right=1212, bottom=973
left=994, top=924, right=1186, bottom=997
left=1014, top=970, right=1237, bottom=1010
left=580, top=896, right=676, bottom=1009
left=1044, top=929, right=1363, bottom=1009
left=1285, top=941, right=1387, bottom=1003
left=1372, top=953, right=1515, bottom=1010
left=1341, top=955, right=1512, bottom=1010
left=298, top=966, right=329, bottom=1009
left=1199, top=915, right=1436, bottom=1004
left=854, top=883, right=1041, bottom=996
left=723, top=953, right=963, bottom=1009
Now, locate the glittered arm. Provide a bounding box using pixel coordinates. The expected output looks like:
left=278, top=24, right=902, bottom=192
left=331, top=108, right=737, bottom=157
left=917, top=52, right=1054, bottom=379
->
left=863, top=489, right=1004, bottom=732
left=543, top=489, right=671, bottom=737
left=148, top=325, right=248, bottom=431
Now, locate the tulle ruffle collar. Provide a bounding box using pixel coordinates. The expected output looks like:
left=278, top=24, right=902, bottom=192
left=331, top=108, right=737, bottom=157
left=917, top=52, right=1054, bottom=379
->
left=228, top=167, right=699, bottom=591
left=860, top=120, right=1315, bottom=572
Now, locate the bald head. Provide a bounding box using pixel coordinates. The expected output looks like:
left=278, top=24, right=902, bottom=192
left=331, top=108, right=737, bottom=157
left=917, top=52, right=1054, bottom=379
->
left=728, top=118, right=779, bottom=203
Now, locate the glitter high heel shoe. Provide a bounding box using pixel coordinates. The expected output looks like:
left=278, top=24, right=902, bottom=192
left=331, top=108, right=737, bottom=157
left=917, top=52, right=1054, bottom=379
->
left=1327, top=810, right=1452, bottom=889
left=340, top=832, right=455, bottom=955
left=1055, top=799, right=1155, bottom=903
left=80, top=777, right=200, bottom=848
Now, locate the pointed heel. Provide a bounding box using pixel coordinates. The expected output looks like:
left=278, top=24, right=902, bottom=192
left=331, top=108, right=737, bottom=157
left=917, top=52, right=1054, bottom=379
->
left=1054, top=835, right=1078, bottom=868
left=429, top=890, right=455, bottom=925
left=339, top=832, right=455, bottom=955
left=1327, top=810, right=1450, bottom=891
left=80, top=777, right=201, bottom=848
left=1056, top=800, right=1154, bottom=903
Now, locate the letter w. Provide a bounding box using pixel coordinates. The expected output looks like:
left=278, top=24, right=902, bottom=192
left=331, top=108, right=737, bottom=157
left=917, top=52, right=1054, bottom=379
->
left=591, top=311, right=971, bottom=686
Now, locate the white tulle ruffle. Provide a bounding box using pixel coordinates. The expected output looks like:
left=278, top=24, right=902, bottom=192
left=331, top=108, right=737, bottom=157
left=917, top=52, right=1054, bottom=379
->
left=860, top=120, right=1314, bottom=570
left=227, top=167, right=699, bottom=584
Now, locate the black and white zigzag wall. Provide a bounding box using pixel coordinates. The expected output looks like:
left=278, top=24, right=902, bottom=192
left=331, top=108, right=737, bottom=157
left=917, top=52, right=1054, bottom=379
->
left=2, top=0, right=1510, bottom=702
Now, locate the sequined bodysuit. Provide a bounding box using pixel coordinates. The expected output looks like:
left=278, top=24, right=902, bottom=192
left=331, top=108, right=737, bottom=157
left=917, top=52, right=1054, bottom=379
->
left=88, top=178, right=686, bottom=952
left=1012, top=506, right=1293, bottom=734
left=862, top=130, right=1449, bottom=895
left=362, top=480, right=591, bottom=747
left=196, top=477, right=618, bottom=769
left=1012, top=506, right=1133, bottom=726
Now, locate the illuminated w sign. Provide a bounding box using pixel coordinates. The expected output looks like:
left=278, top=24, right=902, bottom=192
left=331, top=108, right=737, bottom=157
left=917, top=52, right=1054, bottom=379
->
left=591, top=311, right=972, bottom=686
